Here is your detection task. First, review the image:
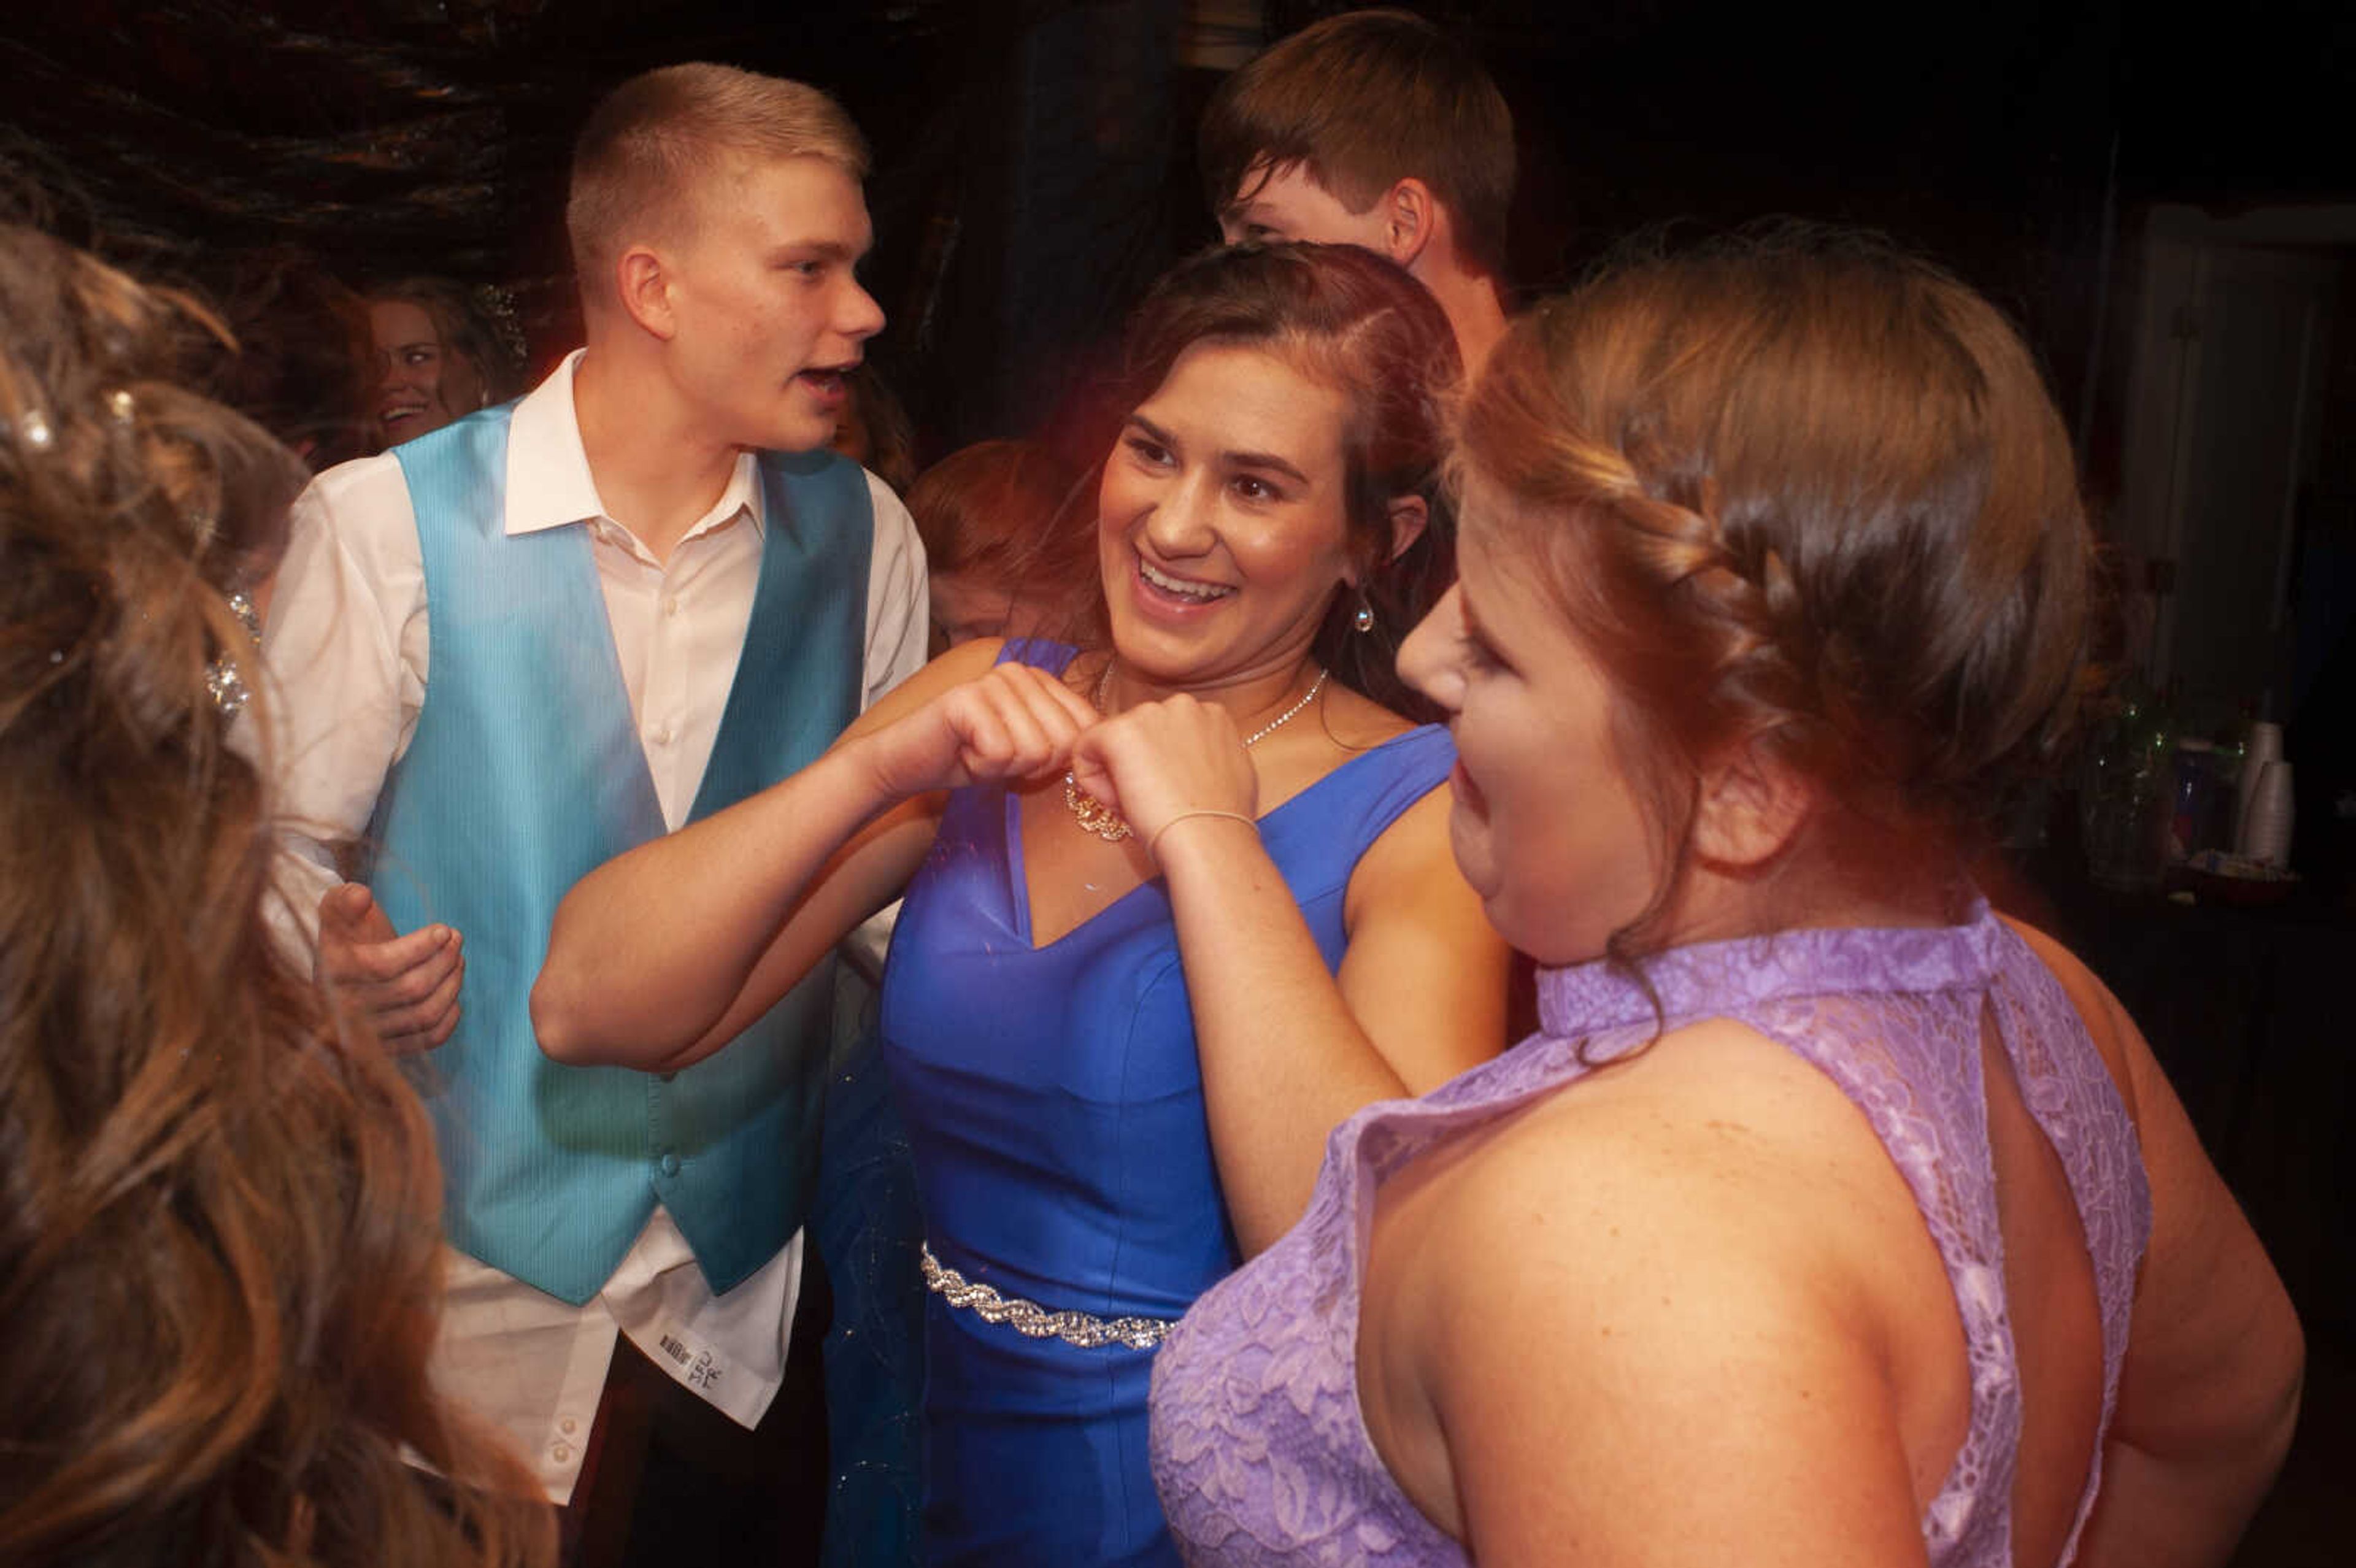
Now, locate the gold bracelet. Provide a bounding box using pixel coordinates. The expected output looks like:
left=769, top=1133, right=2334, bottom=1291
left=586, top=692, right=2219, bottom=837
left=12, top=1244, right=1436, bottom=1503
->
left=1147, top=807, right=1259, bottom=861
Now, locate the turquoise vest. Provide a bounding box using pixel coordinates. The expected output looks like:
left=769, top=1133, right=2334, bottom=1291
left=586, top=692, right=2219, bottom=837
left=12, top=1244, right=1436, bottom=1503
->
left=374, top=407, right=871, bottom=1305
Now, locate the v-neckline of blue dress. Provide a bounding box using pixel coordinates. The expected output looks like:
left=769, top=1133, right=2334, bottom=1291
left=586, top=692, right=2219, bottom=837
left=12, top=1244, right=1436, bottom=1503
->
left=1003, top=724, right=1442, bottom=953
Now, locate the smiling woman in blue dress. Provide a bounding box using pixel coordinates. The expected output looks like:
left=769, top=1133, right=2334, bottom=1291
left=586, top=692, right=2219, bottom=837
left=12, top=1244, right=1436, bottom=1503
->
left=531, top=242, right=1511, bottom=1566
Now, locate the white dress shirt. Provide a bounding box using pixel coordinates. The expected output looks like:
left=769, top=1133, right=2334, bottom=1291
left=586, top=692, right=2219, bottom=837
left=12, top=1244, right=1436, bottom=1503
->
left=259, top=350, right=928, bottom=1502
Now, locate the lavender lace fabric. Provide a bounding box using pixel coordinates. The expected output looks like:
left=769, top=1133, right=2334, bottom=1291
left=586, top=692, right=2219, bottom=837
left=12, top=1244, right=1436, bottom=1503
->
left=1147, top=908, right=2154, bottom=1567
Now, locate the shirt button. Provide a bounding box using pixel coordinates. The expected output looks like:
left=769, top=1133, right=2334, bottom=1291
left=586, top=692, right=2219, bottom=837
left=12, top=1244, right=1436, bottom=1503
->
left=650, top=724, right=674, bottom=746
left=663, top=595, right=680, bottom=616
left=560, top=1418, right=577, bottom=1435
left=552, top=1442, right=572, bottom=1463
left=659, top=1153, right=681, bottom=1177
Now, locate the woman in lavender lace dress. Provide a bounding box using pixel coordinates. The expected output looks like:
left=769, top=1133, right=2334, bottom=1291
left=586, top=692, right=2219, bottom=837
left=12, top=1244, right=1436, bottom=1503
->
left=1148, top=234, right=2305, bottom=1567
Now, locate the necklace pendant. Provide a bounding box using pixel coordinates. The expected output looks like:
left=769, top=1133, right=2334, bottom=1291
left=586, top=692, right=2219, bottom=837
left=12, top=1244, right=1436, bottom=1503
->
left=1063, top=772, right=1133, bottom=842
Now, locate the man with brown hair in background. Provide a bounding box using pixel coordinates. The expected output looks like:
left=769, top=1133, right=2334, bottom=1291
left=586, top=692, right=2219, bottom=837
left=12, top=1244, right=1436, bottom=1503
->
left=1201, top=7, right=1516, bottom=370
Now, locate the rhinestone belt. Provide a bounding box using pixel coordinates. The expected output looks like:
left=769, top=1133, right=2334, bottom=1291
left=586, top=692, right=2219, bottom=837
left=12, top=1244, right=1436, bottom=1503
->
left=918, top=1243, right=1174, bottom=1351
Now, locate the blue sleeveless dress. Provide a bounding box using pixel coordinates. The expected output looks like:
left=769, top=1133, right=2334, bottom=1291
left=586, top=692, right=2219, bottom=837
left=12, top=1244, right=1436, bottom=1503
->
left=877, top=639, right=1456, bottom=1567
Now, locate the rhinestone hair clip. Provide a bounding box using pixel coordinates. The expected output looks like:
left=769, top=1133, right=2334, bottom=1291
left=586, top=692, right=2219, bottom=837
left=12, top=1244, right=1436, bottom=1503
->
left=206, top=591, right=261, bottom=719
left=13, top=386, right=257, bottom=717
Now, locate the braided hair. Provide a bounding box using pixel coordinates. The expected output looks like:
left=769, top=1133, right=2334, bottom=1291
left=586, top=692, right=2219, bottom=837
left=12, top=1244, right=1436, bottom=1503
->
left=1456, top=228, right=2093, bottom=968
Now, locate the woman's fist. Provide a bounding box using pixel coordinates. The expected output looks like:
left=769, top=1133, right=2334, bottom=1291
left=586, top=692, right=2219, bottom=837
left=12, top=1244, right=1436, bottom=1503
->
left=1068, top=692, right=1260, bottom=858
left=859, top=662, right=1101, bottom=800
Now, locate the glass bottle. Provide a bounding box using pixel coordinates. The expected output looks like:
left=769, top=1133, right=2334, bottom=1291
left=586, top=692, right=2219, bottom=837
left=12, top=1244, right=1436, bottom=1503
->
left=2080, top=681, right=2173, bottom=891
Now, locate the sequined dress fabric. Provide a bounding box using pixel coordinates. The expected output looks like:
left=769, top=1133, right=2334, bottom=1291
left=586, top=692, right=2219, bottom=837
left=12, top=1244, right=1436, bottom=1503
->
left=879, top=639, right=1456, bottom=1566
left=1147, top=908, right=2154, bottom=1566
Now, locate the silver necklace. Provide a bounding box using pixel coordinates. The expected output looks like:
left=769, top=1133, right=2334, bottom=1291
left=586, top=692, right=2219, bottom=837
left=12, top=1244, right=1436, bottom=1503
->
left=1061, top=662, right=1330, bottom=843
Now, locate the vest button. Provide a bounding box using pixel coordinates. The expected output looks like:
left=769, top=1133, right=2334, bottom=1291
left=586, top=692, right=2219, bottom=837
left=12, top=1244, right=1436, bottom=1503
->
left=659, top=1153, right=681, bottom=1177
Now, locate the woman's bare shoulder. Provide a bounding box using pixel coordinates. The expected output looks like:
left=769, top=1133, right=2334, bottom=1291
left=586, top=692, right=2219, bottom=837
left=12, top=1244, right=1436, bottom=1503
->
left=845, top=635, right=1018, bottom=736
left=1375, top=1018, right=1944, bottom=1564
left=922, top=634, right=1018, bottom=689
left=1415, top=1017, right=1930, bottom=1294
left=1320, top=681, right=1420, bottom=749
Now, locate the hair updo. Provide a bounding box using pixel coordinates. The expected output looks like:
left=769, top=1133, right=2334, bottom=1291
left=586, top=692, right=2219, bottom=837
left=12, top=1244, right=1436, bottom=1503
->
left=1114, top=240, right=1462, bottom=720
left=0, top=224, right=549, bottom=1567
left=1458, top=229, right=2093, bottom=947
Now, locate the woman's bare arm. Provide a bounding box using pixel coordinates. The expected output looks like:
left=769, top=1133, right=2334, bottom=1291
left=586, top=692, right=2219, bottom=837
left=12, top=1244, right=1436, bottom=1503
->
left=1072, top=699, right=1508, bottom=1256
left=1158, top=785, right=1509, bottom=1255
left=2035, top=940, right=2304, bottom=1568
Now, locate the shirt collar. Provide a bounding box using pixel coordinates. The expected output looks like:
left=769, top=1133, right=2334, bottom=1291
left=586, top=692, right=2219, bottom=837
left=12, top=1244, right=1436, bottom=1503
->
left=502, top=348, right=766, bottom=541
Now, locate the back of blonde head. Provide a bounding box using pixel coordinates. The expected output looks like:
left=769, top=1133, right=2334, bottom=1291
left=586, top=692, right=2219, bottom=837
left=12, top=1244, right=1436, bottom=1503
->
left=567, top=63, right=869, bottom=301
left=1459, top=230, right=2093, bottom=945
left=0, top=223, right=550, bottom=1567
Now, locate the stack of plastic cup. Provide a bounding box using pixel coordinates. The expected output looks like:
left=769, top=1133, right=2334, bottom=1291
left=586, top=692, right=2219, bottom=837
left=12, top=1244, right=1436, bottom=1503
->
left=2240, top=760, right=2295, bottom=866
left=2235, top=722, right=2284, bottom=854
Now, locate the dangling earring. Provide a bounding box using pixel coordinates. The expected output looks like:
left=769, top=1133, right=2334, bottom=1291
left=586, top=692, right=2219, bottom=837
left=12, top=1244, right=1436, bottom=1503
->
left=1352, top=593, right=1375, bottom=634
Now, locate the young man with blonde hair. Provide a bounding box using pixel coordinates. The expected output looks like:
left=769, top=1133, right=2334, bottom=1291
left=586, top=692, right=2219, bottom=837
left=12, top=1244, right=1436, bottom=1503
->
left=1201, top=6, right=1515, bottom=368
left=260, top=63, right=926, bottom=1564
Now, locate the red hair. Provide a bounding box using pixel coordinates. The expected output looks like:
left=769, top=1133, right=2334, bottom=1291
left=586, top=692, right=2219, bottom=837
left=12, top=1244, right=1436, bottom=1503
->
left=906, top=439, right=1098, bottom=645
left=1458, top=230, right=2093, bottom=957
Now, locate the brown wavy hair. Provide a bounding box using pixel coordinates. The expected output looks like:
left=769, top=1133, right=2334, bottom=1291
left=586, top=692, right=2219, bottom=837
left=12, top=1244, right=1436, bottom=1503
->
left=1113, top=240, right=1463, bottom=720
left=217, top=248, right=374, bottom=472
left=1457, top=229, right=2093, bottom=963
left=0, top=225, right=552, bottom=1567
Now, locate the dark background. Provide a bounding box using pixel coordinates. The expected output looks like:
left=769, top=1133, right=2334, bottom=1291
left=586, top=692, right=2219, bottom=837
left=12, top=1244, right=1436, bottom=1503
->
left=6, top=4, right=2351, bottom=1562
left=8, top=0, right=2350, bottom=472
